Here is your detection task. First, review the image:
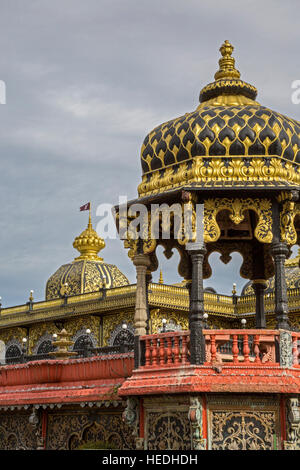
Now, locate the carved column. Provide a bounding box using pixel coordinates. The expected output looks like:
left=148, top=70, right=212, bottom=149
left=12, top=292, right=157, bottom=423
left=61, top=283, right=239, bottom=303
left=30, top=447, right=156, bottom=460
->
left=29, top=408, right=44, bottom=450
left=270, top=242, right=290, bottom=330
left=188, top=397, right=206, bottom=450
left=133, top=254, right=151, bottom=368
left=284, top=397, right=300, bottom=449
left=123, top=397, right=143, bottom=449
left=252, top=280, right=268, bottom=329
left=187, top=243, right=206, bottom=365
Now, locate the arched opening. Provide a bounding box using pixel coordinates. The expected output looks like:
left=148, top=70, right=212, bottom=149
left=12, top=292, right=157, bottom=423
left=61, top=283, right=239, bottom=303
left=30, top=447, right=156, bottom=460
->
left=5, top=344, right=22, bottom=364
left=204, top=250, right=244, bottom=296
left=36, top=340, right=55, bottom=356
left=73, top=335, right=94, bottom=352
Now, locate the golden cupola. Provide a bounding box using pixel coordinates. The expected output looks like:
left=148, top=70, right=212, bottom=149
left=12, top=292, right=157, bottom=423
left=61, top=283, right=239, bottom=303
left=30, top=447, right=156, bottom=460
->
left=138, top=40, right=300, bottom=197
left=45, top=214, right=129, bottom=300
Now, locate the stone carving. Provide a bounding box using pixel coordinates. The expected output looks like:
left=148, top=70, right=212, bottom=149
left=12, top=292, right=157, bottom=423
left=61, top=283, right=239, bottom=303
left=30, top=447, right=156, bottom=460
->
left=123, top=397, right=139, bottom=438
left=188, top=397, right=206, bottom=450
left=284, top=397, right=300, bottom=450
left=147, top=411, right=191, bottom=450
left=29, top=408, right=44, bottom=450
left=279, top=330, right=293, bottom=368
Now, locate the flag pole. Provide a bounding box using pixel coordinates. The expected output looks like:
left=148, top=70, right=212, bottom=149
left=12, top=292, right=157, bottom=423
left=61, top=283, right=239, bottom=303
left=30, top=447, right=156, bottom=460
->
left=88, top=202, right=92, bottom=227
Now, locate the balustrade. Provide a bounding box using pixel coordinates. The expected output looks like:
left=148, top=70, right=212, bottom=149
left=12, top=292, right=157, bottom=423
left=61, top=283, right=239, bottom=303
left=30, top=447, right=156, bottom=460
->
left=139, top=329, right=300, bottom=368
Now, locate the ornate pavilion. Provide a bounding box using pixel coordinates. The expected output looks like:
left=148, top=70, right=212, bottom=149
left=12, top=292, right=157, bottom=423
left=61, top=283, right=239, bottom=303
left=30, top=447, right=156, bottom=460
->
left=1, top=41, right=300, bottom=450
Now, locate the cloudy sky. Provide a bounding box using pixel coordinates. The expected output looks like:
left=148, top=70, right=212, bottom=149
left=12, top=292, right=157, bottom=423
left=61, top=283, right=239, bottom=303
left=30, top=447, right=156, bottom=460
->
left=0, top=0, right=299, bottom=306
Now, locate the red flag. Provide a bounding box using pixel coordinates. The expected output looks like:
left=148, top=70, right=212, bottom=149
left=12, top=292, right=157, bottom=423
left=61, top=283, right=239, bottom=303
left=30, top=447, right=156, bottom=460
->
left=80, top=202, right=90, bottom=211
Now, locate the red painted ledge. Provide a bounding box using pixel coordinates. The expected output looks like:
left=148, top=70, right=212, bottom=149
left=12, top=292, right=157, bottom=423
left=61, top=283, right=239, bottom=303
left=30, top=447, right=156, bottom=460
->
left=0, top=353, right=134, bottom=406
left=118, top=364, right=300, bottom=396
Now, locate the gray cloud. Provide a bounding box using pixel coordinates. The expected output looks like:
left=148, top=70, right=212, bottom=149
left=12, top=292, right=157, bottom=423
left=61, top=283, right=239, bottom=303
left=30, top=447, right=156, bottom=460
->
left=0, top=0, right=299, bottom=306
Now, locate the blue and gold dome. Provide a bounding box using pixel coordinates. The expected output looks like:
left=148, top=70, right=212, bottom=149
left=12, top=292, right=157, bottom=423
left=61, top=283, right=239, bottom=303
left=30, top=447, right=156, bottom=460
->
left=45, top=215, right=129, bottom=300
left=138, top=40, right=300, bottom=197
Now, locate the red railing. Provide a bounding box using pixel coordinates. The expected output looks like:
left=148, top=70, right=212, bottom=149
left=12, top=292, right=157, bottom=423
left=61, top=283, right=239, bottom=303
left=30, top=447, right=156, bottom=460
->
left=140, top=331, right=190, bottom=367
left=204, top=329, right=279, bottom=365
left=140, top=329, right=300, bottom=368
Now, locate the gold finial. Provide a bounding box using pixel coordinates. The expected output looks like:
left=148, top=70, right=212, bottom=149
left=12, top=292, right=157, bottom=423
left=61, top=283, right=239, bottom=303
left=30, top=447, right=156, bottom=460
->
left=49, top=328, right=78, bottom=359
left=73, top=210, right=105, bottom=261
left=159, top=269, right=164, bottom=284
left=214, top=40, right=241, bottom=81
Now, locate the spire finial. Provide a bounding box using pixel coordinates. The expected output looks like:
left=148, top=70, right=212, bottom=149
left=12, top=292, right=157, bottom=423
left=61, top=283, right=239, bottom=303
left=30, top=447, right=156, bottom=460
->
left=88, top=203, right=92, bottom=229
left=214, top=40, right=241, bottom=81
left=73, top=208, right=105, bottom=261
left=159, top=269, right=164, bottom=284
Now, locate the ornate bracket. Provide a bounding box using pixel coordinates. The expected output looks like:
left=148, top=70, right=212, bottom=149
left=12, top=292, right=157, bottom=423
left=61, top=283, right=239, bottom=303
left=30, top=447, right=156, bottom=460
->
left=122, top=198, right=198, bottom=261
left=203, top=197, right=273, bottom=244
left=280, top=200, right=300, bottom=246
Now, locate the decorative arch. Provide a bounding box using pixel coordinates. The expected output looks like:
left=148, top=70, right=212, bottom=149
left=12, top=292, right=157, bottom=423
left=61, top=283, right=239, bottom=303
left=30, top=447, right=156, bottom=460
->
left=71, top=328, right=97, bottom=352
left=108, top=323, right=134, bottom=346
left=203, top=241, right=274, bottom=281
left=204, top=197, right=273, bottom=244
left=33, top=333, right=55, bottom=355
left=5, top=343, right=22, bottom=363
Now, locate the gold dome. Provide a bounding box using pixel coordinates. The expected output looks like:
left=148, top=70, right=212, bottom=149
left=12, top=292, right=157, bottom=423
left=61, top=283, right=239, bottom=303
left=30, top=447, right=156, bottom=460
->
left=45, top=215, right=129, bottom=300
left=139, top=40, right=300, bottom=197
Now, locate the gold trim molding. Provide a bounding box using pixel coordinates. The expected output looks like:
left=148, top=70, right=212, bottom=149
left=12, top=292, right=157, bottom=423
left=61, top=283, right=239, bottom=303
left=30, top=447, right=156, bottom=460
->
left=138, top=156, right=300, bottom=197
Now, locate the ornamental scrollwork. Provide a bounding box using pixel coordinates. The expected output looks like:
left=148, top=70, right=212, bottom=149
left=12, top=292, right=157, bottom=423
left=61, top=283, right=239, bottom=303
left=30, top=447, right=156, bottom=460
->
left=280, top=200, right=300, bottom=246
left=210, top=411, right=277, bottom=450
left=279, top=330, right=293, bottom=368
left=149, top=309, right=188, bottom=334
left=204, top=197, right=273, bottom=244
left=122, top=200, right=198, bottom=261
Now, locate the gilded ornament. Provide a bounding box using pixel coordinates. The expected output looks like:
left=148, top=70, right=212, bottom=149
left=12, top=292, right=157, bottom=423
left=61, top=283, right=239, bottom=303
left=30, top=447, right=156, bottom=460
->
left=203, top=197, right=273, bottom=244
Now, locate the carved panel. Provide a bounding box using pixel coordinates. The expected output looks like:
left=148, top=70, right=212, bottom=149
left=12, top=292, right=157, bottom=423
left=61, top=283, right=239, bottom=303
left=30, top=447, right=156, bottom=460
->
left=146, top=411, right=191, bottom=450
left=46, top=410, right=135, bottom=450
left=208, top=395, right=280, bottom=450
left=0, top=412, right=36, bottom=450
left=210, top=410, right=277, bottom=450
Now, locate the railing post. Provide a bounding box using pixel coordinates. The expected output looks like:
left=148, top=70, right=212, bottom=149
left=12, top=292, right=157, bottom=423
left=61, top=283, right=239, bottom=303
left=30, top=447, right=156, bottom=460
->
left=181, top=334, right=188, bottom=363
left=166, top=336, right=173, bottom=364
left=145, top=338, right=151, bottom=367
left=253, top=335, right=261, bottom=363
left=210, top=334, right=217, bottom=363
left=173, top=336, right=180, bottom=365
left=243, top=333, right=250, bottom=364
left=232, top=334, right=239, bottom=364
